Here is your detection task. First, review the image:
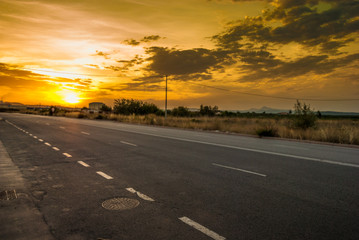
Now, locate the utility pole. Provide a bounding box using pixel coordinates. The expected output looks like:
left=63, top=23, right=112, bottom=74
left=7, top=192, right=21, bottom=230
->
left=165, top=75, right=168, bottom=119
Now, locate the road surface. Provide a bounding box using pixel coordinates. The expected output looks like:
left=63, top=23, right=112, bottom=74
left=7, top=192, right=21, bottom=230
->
left=0, top=112, right=358, bottom=240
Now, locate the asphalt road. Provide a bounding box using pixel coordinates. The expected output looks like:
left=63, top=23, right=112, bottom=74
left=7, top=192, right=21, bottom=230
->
left=1, top=112, right=359, bottom=240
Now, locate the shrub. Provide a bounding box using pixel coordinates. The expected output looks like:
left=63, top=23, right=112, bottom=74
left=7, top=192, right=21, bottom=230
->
left=95, top=114, right=104, bottom=119
left=113, top=98, right=160, bottom=115
left=256, top=128, right=277, bottom=137
left=256, top=126, right=278, bottom=137
left=171, top=106, right=190, bottom=117
left=293, top=100, right=317, bottom=129
left=200, top=105, right=219, bottom=116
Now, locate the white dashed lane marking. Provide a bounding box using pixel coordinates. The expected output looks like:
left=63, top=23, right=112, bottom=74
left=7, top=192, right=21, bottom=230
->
left=120, top=141, right=137, bottom=147
left=38, top=139, right=44, bottom=142
left=44, top=142, right=52, bottom=147
left=77, top=161, right=90, bottom=167
left=179, top=217, right=226, bottom=240
left=63, top=153, right=72, bottom=158
left=96, top=171, right=113, bottom=180
left=126, top=188, right=155, bottom=202
left=81, top=131, right=90, bottom=135
left=212, top=163, right=267, bottom=177
left=52, top=147, right=60, bottom=151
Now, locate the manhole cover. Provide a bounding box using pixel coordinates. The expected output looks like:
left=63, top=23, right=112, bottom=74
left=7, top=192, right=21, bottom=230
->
left=0, top=190, right=18, bottom=200
left=102, top=197, right=139, bottom=211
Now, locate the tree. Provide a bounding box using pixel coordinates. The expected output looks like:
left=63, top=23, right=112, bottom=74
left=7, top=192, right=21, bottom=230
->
left=293, top=100, right=317, bottom=129
left=171, top=106, right=190, bottom=117
left=101, top=104, right=112, bottom=113
left=113, top=98, right=160, bottom=115
left=200, top=105, right=219, bottom=116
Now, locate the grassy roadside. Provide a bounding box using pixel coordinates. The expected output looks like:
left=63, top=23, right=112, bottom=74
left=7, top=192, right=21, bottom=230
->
left=25, top=110, right=358, bottom=145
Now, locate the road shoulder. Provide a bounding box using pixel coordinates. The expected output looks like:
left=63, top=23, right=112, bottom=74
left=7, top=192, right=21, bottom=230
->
left=0, top=140, right=54, bottom=240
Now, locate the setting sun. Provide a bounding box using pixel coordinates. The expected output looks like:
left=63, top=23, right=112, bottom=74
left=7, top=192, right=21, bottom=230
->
left=62, top=91, right=81, bottom=104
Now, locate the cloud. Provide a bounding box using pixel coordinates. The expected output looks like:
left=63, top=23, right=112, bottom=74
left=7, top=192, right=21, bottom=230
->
left=0, top=62, right=93, bottom=90
left=213, top=1, right=359, bottom=53
left=141, top=35, right=163, bottom=42
left=123, top=35, right=164, bottom=46
left=240, top=53, right=359, bottom=82
left=123, top=39, right=141, bottom=46
left=105, top=0, right=359, bottom=88
left=93, top=50, right=110, bottom=59
left=145, top=47, right=223, bottom=76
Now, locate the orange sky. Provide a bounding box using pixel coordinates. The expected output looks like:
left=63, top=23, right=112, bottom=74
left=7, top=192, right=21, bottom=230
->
left=1, top=0, right=359, bottom=111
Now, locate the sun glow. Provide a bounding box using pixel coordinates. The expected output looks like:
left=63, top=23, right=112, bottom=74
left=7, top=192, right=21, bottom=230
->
left=60, top=90, right=81, bottom=104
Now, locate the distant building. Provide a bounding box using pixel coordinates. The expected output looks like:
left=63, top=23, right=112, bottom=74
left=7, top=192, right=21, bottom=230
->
left=89, top=102, right=104, bottom=111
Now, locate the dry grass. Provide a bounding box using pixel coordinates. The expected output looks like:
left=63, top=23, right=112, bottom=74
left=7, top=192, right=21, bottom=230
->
left=47, top=111, right=359, bottom=145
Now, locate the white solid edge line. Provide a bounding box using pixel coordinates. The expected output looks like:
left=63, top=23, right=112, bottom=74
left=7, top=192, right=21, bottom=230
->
left=63, top=153, right=72, bottom=158
left=126, top=188, right=154, bottom=201
left=212, top=163, right=267, bottom=177
left=112, top=130, right=359, bottom=169
left=81, top=131, right=90, bottom=135
left=179, top=217, right=226, bottom=240
left=52, top=147, right=60, bottom=151
left=120, top=141, right=137, bottom=147
left=96, top=171, right=113, bottom=180
left=77, top=161, right=90, bottom=167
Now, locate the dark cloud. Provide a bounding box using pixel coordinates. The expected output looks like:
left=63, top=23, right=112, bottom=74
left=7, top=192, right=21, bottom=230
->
left=100, top=76, right=164, bottom=92
left=123, top=39, right=140, bottom=46
left=214, top=1, right=359, bottom=53
left=124, top=35, right=164, bottom=46
left=240, top=53, right=359, bottom=82
left=107, top=0, right=359, bottom=85
left=141, top=35, right=163, bottom=43
left=145, top=47, right=224, bottom=76
left=105, top=55, right=144, bottom=72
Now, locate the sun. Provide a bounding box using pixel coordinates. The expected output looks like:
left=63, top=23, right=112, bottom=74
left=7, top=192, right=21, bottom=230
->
left=61, top=91, right=81, bottom=104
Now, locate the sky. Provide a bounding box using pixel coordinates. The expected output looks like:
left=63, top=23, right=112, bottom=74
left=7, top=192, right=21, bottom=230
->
left=1, top=0, right=359, bottom=112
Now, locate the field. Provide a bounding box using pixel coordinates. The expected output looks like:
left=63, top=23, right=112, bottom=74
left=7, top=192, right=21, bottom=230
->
left=51, top=111, right=359, bottom=145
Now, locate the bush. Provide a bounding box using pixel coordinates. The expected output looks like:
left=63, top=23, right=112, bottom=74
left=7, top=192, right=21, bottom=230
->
left=293, top=100, right=317, bottom=129
left=171, top=106, right=190, bottom=117
left=200, top=105, right=219, bottom=116
left=113, top=98, right=160, bottom=115
left=256, top=128, right=277, bottom=137
left=95, top=114, right=104, bottom=119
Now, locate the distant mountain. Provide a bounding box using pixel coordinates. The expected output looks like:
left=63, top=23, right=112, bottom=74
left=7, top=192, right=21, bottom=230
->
left=241, top=106, right=289, bottom=114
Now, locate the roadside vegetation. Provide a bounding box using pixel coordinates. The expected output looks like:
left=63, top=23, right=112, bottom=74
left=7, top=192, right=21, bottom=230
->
left=10, top=99, right=359, bottom=145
